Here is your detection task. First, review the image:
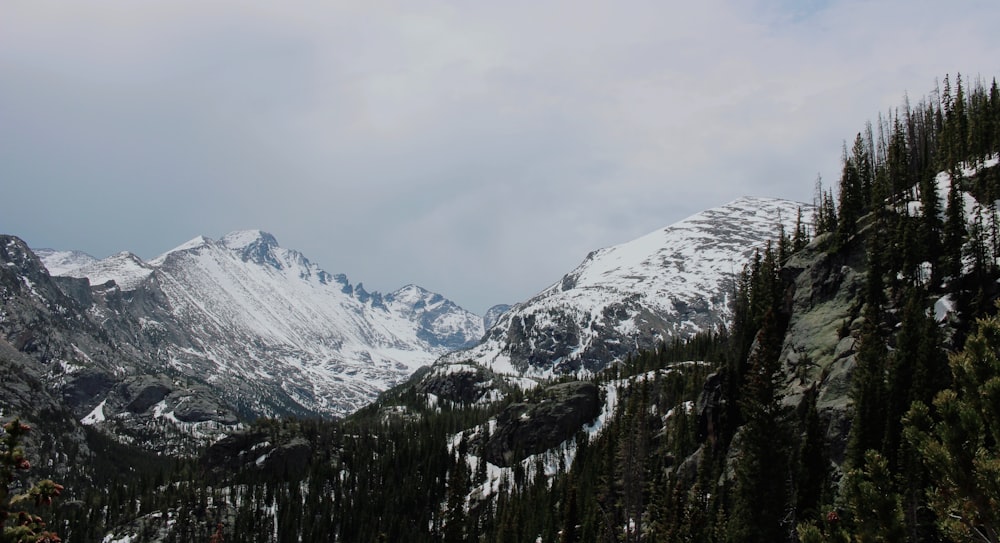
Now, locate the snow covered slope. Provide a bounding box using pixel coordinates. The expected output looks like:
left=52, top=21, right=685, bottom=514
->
left=68, top=252, right=154, bottom=291
left=39, top=230, right=484, bottom=418
left=31, top=248, right=98, bottom=276
left=440, top=197, right=811, bottom=376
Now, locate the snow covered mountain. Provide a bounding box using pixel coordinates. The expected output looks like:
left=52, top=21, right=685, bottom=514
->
left=438, top=197, right=811, bottom=377
left=36, top=230, right=484, bottom=422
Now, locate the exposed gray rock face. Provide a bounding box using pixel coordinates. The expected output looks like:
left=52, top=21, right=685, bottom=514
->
left=483, top=304, right=511, bottom=331
left=695, top=372, right=726, bottom=445
left=776, top=231, right=868, bottom=465
left=0, top=339, right=92, bottom=481
left=679, top=229, right=870, bottom=479
left=0, top=235, right=238, bottom=455
left=123, top=378, right=172, bottom=413
left=479, top=381, right=600, bottom=467
left=416, top=364, right=498, bottom=404
left=203, top=429, right=319, bottom=481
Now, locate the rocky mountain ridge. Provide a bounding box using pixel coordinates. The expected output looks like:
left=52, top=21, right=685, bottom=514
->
left=1, top=230, right=484, bottom=453
left=52, top=230, right=484, bottom=416
left=437, top=196, right=812, bottom=378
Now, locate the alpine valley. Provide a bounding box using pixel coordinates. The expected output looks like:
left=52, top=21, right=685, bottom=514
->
left=3, top=75, right=1000, bottom=543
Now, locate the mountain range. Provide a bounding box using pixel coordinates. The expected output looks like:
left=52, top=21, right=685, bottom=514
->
left=2, top=196, right=808, bottom=452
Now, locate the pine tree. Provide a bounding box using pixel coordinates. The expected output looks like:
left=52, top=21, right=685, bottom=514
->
left=846, top=249, right=888, bottom=470
left=559, top=477, right=579, bottom=543
left=795, top=387, right=831, bottom=522
left=726, top=309, right=791, bottom=543
left=1, top=418, right=64, bottom=543
left=838, top=139, right=866, bottom=245
left=941, top=74, right=957, bottom=169
left=954, top=73, right=970, bottom=163
left=885, top=116, right=910, bottom=210
left=904, top=309, right=1000, bottom=543
left=943, top=170, right=967, bottom=283
left=443, top=450, right=469, bottom=543
left=882, top=291, right=924, bottom=470
left=918, top=170, right=944, bottom=287
left=991, top=79, right=1000, bottom=153
left=793, top=206, right=810, bottom=252
left=815, top=175, right=839, bottom=236
left=839, top=450, right=906, bottom=543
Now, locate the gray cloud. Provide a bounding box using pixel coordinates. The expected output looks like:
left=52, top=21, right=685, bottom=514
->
left=2, top=1, right=999, bottom=314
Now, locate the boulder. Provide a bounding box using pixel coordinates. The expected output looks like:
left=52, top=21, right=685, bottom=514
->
left=124, top=378, right=172, bottom=413
left=417, top=365, right=494, bottom=404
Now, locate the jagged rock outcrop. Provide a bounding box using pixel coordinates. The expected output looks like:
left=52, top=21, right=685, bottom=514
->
left=777, top=231, right=868, bottom=465
left=695, top=371, right=725, bottom=445
left=415, top=364, right=498, bottom=404
left=203, top=431, right=314, bottom=478
left=0, top=340, right=92, bottom=482
left=681, top=228, right=869, bottom=479
left=483, top=304, right=511, bottom=331
left=479, top=381, right=600, bottom=467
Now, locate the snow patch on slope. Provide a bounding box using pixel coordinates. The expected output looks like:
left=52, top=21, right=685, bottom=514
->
left=65, top=252, right=154, bottom=291
left=81, top=399, right=107, bottom=425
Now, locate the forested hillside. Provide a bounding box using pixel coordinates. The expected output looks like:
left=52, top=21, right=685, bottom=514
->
left=5, top=74, right=1000, bottom=542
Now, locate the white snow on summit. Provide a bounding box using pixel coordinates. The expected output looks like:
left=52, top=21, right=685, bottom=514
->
left=62, top=252, right=154, bottom=291
left=151, top=236, right=211, bottom=262
left=43, top=230, right=483, bottom=417
left=34, top=249, right=98, bottom=276
left=220, top=229, right=273, bottom=250
left=441, top=196, right=812, bottom=377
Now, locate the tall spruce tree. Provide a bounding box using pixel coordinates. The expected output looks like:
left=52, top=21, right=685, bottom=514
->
left=943, top=170, right=967, bottom=284
left=794, top=386, right=832, bottom=524
left=918, top=170, right=944, bottom=287
left=726, top=308, right=791, bottom=543
left=839, top=139, right=866, bottom=245
left=846, top=241, right=889, bottom=470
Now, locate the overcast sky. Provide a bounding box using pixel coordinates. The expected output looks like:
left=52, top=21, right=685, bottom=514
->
left=2, top=1, right=999, bottom=314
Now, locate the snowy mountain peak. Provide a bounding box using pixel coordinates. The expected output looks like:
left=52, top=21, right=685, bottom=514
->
left=440, top=196, right=812, bottom=376
left=483, top=304, right=512, bottom=330
left=32, top=248, right=98, bottom=276
left=220, top=229, right=278, bottom=250
left=388, top=284, right=443, bottom=307
left=221, top=230, right=289, bottom=269
left=153, top=235, right=212, bottom=263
